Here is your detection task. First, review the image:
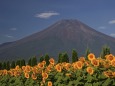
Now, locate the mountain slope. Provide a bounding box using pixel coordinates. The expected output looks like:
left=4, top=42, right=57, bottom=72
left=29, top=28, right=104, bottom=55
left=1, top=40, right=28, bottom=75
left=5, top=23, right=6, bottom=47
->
left=0, top=19, right=115, bottom=61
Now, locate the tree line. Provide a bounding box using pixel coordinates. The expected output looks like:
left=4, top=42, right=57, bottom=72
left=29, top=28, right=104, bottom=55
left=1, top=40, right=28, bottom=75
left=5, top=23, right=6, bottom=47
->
left=0, top=45, right=110, bottom=70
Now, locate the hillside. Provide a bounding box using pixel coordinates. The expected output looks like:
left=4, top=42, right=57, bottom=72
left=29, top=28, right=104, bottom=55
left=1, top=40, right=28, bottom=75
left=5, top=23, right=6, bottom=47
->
left=0, top=19, right=115, bottom=61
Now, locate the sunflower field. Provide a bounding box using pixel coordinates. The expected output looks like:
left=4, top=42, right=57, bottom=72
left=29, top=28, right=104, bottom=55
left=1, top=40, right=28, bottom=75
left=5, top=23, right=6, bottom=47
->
left=0, top=53, right=115, bottom=86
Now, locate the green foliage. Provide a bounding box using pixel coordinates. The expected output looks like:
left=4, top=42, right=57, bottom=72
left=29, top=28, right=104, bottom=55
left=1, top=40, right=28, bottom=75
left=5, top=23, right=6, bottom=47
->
left=28, top=58, right=32, bottom=66
left=10, top=61, right=16, bottom=69
left=0, top=51, right=115, bottom=86
left=100, top=45, right=110, bottom=59
left=58, top=53, right=63, bottom=63
left=58, top=52, right=69, bottom=63
left=85, top=48, right=90, bottom=60
left=6, top=61, right=10, bottom=70
left=44, top=54, right=50, bottom=66
left=3, top=62, right=7, bottom=69
left=16, top=60, right=20, bottom=67
left=31, top=56, right=37, bottom=66
left=20, top=59, right=26, bottom=67
left=62, top=52, right=69, bottom=63
left=39, top=56, right=44, bottom=62
left=0, top=62, right=2, bottom=70
left=72, top=49, right=78, bottom=62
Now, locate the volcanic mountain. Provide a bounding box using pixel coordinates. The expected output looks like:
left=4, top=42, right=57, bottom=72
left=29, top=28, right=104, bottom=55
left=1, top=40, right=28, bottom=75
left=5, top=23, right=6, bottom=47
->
left=0, top=19, right=115, bottom=61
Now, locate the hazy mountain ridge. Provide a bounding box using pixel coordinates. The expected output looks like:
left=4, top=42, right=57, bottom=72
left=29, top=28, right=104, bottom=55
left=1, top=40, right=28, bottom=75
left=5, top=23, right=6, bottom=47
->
left=0, top=19, right=115, bottom=61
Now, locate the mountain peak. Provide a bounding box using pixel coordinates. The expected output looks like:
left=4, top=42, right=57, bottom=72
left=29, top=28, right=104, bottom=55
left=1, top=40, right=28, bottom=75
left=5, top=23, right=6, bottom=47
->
left=55, top=19, right=81, bottom=25
left=0, top=19, right=115, bottom=61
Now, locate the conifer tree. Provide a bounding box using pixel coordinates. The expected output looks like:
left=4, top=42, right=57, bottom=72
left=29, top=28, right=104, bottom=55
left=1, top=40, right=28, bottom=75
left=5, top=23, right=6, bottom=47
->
left=100, top=45, right=110, bottom=59
left=0, top=62, right=2, bottom=70
left=16, top=60, right=20, bottom=66
left=11, top=61, right=16, bottom=69
left=85, top=48, right=90, bottom=60
left=20, top=59, right=26, bottom=67
left=6, top=61, right=10, bottom=70
left=58, top=53, right=62, bottom=63
left=31, top=56, right=37, bottom=66
left=63, top=52, right=69, bottom=62
left=44, top=54, right=50, bottom=66
left=39, top=56, right=44, bottom=62
left=28, top=58, right=32, bottom=66
left=72, top=49, right=78, bottom=62
left=3, top=62, right=6, bottom=69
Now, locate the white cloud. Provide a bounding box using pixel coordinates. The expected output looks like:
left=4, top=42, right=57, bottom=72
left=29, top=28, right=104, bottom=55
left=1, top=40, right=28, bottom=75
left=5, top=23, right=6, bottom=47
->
left=98, top=26, right=106, bottom=29
left=110, top=33, right=115, bottom=37
left=35, top=11, right=60, bottom=19
left=5, top=35, right=14, bottom=38
left=108, top=20, right=115, bottom=24
left=10, top=28, right=17, bottom=31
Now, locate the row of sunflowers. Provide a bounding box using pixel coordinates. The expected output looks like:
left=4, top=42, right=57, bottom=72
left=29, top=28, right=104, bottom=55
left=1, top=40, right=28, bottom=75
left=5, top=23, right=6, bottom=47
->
left=0, top=53, right=115, bottom=86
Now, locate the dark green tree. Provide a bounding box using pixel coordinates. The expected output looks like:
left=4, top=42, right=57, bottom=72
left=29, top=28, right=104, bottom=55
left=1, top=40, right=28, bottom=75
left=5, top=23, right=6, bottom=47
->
left=39, top=56, right=44, bottom=62
left=0, top=62, right=2, bottom=70
left=100, top=45, right=110, bottom=59
left=72, top=49, right=78, bottom=62
left=85, top=48, right=90, bottom=60
left=44, top=54, right=50, bottom=66
left=58, top=53, right=62, bottom=63
left=6, top=61, right=10, bottom=70
left=11, top=61, right=16, bottom=69
left=20, top=59, right=26, bottom=67
left=31, top=56, right=37, bottom=66
left=62, top=52, right=69, bottom=63
left=16, top=60, right=21, bottom=67
left=28, top=58, right=32, bottom=66
left=3, top=62, right=7, bottom=69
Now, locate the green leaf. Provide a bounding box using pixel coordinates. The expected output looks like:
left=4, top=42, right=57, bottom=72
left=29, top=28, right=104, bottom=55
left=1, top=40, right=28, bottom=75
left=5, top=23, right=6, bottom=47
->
left=84, top=83, right=92, bottom=86
left=93, top=82, right=100, bottom=86
left=87, top=74, right=93, bottom=82
left=102, top=78, right=111, bottom=86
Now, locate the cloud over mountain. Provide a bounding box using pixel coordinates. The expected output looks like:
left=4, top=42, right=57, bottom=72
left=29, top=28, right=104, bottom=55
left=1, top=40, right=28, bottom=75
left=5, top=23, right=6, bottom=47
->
left=35, top=11, right=60, bottom=19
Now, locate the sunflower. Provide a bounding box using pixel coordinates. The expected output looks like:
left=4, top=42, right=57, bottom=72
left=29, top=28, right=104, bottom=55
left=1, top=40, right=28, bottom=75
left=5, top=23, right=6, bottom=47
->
left=22, top=66, right=25, bottom=71
left=91, top=59, right=99, bottom=67
left=110, top=59, right=115, bottom=67
left=106, top=54, right=114, bottom=61
left=38, top=63, right=44, bottom=69
left=15, top=65, right=20, bottom=70
left=49, top=58, right=55, bottom=65
left=73, top=63, right=78, bottom=70
left=79, top=57, right=85, bottom=63
left=112, top=72, right=115, bottom=77
left=3, top=69, right=8, bottom=75
left=31, top=73, right=37, bottom=80
left=42, top=61, right=46, bottom=65
left=46, top=66, right=52, bottom=72
left=76, top=61, right=83, bottom=69
left=103, top=62, right=110, bottom=68
left=24, top=72, right=29, bottom=78
left=48, top=81, right=52, bottom=86
left=55, top=64, right=62, bottom=72
left=8, top=71, right=13, bottom=76
left=64, top=63, right=71, bottom=70
left=86, top=67, right=94, bottom=75
left=25, top=65, right=31, bottom=73
left=42, top=72, right=48, bottom=79
left=85, top=61, right=90, bottom=66
left=88, top=53, right=95, bottom=61
left=14, top=71, right=18, bottom=77
left=32, top=67, right=38, bottom=74
left=103, top=71, right=113, bottom=78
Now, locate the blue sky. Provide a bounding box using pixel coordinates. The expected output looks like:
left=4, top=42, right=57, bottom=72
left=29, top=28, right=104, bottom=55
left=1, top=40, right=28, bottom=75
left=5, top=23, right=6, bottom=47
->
left=0, top=0, right=115, bottom=44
